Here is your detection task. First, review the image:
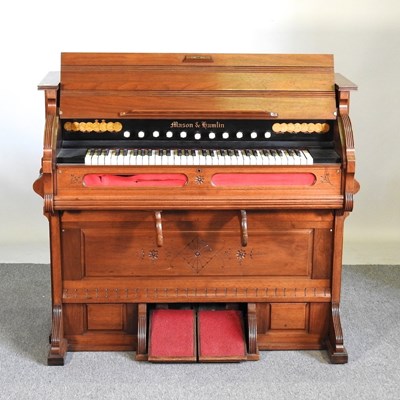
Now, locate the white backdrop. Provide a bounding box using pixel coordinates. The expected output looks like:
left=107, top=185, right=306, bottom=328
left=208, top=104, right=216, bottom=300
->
left=0, top=0, right=399, bottom=262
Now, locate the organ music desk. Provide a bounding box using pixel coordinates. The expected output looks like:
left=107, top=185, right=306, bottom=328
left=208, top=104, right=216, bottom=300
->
left=33, top=53, right=358, bottom=365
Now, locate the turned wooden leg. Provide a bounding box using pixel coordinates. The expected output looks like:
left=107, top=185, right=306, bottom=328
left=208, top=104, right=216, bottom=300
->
left=48, top=305, right=68, bottom=366
left=326, top=302, right=348, bottom=364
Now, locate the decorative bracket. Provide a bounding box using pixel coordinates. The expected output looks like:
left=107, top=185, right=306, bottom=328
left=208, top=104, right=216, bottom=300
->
left=327, top=302, right=348, bottom=364
left=246, top=303, right=260, bottom=360
left=135, top=303, right=148, bottom=361
left=48, top=304, right=68, bottom=365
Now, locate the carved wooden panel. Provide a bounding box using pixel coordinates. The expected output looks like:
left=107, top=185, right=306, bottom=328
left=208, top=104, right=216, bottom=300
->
left=80, top=229, right=313, bottom=277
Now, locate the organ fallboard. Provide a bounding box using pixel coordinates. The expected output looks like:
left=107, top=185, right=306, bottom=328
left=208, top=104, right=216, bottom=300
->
left=34, top=53, right=358, bottom=365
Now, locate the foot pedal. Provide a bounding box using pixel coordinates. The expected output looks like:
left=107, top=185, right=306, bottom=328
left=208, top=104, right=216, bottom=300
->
left=148, top=309, right=197, bottom=362
left=197, top=310, right=247, bottom=362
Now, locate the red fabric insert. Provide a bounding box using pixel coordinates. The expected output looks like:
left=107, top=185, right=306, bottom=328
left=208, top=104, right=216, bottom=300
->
left=198, top=310, right=246, bottom=358
left=212, top=173, right=316, bottom=186
left=83, top=174, right=187, bottom=187
left=149, top=309, right=196, bottom=359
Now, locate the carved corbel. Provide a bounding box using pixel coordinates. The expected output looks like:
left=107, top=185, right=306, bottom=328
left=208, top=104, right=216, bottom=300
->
left=334, top=74, right=359, bottom=213
left=327, top=302, right=348, bottom=364
left=35, top=74, right=60, bottom=215
left=48, top=304, right=68, bottom=365
left=338, top=114, right=359, bottom=213
left=135, top=303, right=148, bottom=361
left=246, top=303, right=259, bottom=360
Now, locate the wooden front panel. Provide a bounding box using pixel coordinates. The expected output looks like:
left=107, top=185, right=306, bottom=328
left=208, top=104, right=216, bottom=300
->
left=86, top=304, right=124, bottom=330
left=59, top=209, right=334, bottom=351
left=82, top=228, right=313, bottom=277
left=63, top=303, right=138, bottom=351
left=60, top=71, right=333, bottom=92
left=55, top=165, right=343, bottom=210
left=270, top=303, right=308, bottom=330
left=256, top=302, right=330, bottom=349
left=61, top=210, right=332, bottom=280
left=59, top=93, right=336, bottom=120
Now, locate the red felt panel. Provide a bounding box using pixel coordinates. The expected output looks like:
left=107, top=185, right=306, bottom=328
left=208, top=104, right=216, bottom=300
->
left=211, top=173, right=316, bottom=186
left=198, top=310, right=246, bottom=360
left=83, top=173, right=187, bottom=187
left=149, top=309, right=196, bottom=361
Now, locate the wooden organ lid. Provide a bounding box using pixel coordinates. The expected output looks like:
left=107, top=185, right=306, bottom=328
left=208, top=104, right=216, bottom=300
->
left=59, top=53, right=336, bottom=120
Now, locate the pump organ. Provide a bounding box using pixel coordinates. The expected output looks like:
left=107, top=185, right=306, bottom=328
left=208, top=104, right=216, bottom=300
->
left=34, top=53, right=358, bottom=365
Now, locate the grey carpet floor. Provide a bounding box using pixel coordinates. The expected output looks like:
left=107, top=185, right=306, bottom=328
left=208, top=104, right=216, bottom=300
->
left=0, top=264, right=399, bottom=400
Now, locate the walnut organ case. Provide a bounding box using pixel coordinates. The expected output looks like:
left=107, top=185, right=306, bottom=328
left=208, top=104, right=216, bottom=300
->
left=34, top=53, right=358, bottom=365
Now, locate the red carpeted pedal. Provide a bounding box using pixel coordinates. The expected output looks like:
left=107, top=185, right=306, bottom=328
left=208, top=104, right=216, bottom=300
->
left=148, top=309, right=197, bottom=362
left=198, top=310, right=247, bottom=361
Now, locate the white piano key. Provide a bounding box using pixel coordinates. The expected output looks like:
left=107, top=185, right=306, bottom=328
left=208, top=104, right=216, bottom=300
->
left=136, top=150, right=144, bottom=166
left=117, top=150, right=126, bottom=165
left=260, top=150, right=270, bottom=165
left=91, top=149, right=100, bottom=165
left=97, top=150, right=107, bottom=165
left=289, top=149, right=301, bottom=165
left=213, top=150, right=220, bottom=166
left=193, top=150, right=201, bottom=165
left=254, top=150, right=263, bottom=165
left=149, top=150, right=156, bottom=165
left=173, top=149, right=181, bottom=166
left=228, top=150, right=238, bottom=165
left=85, top=149, right=94, bottom=165
left=249, top=150, right=257, bottom=166
left=223, top=150, right=231, bottom=165
left=236, top=150, right=244, bottom=165
left=242, top=150, right=251, bottom=165
left=217, top=150, right=225, bottom=165
left=302, top=149, right=314, bottom=165
left=142, top=150, right=150, bottom=166
left=110, top=150, right=119, bottom=165
left=205, top=150, right=213, bottom=166
left=198, top=150, right=206, bottom=166
left=167, top=150, right=175, bottom=166
left=160, top=150, right=169, bottom=165
left=156, top=150, right=162, bottom=165
left=277, top=149, right=287, bottom=165
left=128, top=150, right=136, bottom=165
left=104, top=150, right=112, bottom=165
left=186, top=150, right=195, bottom=165
left=296, top=150, right=307, bottom=165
